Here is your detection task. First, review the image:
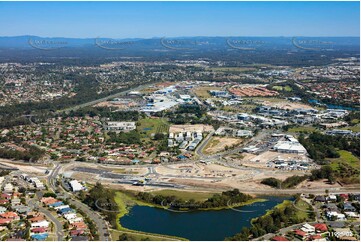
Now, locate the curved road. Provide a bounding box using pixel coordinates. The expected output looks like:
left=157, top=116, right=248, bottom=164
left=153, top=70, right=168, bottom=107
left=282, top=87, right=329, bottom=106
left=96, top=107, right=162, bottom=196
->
left=28, top=198, right=64, bottom=241
left=49, top=164, right=110, bottom=241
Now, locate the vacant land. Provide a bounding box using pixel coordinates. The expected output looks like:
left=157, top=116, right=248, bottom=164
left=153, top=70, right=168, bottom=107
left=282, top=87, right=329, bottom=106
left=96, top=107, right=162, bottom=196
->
left=260, top=99, right=314, bottom=110
left=272, top=85, right=293, bottom=92
left=203, top=136, right=243, bottom=154
left=229, top=86, right=279, bottom=97
left=169, top=124, right=214, bottom=133
left=192, top=86, right=222, bottom=98
left=341, top=123, right=360, bottom=132
left=293, top=199, right=313, bottom=221
left=151, top=189, right=215, bottom=202
left=330, top=150, right=360, bottom=169
left=208, top=67, right=256, bottom=72
left=137, top=117, right=169, bottom=140
left=288, top=126, right=318, bottom=133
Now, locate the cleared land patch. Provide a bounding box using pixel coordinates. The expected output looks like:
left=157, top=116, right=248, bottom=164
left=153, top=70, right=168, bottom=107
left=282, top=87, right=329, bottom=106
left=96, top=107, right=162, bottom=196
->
left=203, top=136, right=243, bottom=154
left=193, top=86, right=222, bottom=99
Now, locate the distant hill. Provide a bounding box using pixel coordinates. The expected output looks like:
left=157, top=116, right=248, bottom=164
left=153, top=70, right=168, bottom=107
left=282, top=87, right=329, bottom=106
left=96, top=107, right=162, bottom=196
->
left=0, top=36, right=358, bottom=66
left=0, top=35, right=359, bottom=50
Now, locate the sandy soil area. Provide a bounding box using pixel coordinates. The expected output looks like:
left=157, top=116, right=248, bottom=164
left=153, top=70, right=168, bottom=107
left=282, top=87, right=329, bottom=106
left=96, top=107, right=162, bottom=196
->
left=0, top=159, right=48, bottom=174
left=204, top=137, right=243, bottom=154
left=262, top=100, right=313, bottom=110
left=94, top=101, right=138, bottom=109
left=169, top=124, right=214, bottom=133
left=155, top=163, right=247, bottom=179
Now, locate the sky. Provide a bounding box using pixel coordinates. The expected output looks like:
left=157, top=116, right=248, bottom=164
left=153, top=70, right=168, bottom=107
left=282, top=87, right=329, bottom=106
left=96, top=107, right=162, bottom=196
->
left=0, top=1, right=359, bottom=38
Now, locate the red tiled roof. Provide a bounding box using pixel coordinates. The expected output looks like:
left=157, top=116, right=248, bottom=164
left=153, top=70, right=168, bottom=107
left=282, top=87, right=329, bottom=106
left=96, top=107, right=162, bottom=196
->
left=272, top=236, right=289, bottom=241
left=310, top=234, right=323, bottom=240
left=0, top=218, right=12, bottom=225
left=31, top=227, right=47, bottom=233
left=295, top=230, right=307, bottom=237
left=314, top=223, right=328, bottom=232
left=0, top=212, right=19, bottom=219
left=28, top=216, right=46, bottom=222
left=70, top=230, right=85, bottom=236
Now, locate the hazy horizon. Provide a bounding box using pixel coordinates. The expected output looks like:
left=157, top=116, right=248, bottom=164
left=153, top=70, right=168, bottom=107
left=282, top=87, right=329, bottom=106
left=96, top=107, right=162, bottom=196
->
left=0, top=1, right=359, bottom=38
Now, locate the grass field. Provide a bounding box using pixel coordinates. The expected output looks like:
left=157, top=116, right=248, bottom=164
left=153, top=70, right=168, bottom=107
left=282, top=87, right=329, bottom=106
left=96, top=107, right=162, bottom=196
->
left=193, top=86, right=222, bottom=99
left=247, top=97, right=286, bottom=103
left=151, top=189, right=215, bottom=202
left=341, top=123, right=360, bottom=132
left=288, top=126, right=318, bottom=133
left=267, top=199, right=312, bottom=221
left=137, top=117, right=169, bottom=141
left=330, top=150, right=360, bottom=170
left=272, top=85, right=293, bottom=92
left=110, top=229, right=179, bottom=241
left=293, top=199, right=312, bottom=221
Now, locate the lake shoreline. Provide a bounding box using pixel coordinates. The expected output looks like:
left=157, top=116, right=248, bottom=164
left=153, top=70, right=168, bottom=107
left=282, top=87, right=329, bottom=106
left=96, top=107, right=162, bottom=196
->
left=114, top=191, right=292, bottom=241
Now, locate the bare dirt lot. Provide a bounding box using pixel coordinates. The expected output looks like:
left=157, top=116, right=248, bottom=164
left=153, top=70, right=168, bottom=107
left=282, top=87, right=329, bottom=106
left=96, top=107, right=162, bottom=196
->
left=204, top=137, right=243, bottom=154
left=262, top=100, right=314, bottom=110
left=94, top=101, right=138, bottom=109
left=192, top=86, right=222, bottom=99
left=0, top=159, right=48, bottom=174
left=169, top=124, right=214, bottom=133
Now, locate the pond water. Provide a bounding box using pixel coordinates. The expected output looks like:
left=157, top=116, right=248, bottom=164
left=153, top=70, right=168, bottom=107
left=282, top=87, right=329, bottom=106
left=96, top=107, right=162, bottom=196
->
left=120, top=196, right=291, bottom=241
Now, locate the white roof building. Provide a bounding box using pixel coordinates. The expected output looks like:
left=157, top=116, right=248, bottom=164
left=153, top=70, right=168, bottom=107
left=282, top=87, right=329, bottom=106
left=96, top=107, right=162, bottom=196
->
left=31, top=220, right=50, bottom=228
left=69, top=180, right=84, bottom=192
left=64, top=213, right=77, bottom=220
left=104, top=122, right=136, bottom=131
left=300, top=223, right=315, bottom=233
left=326, top=211, right=346, bottom=220
left=4, top=183, right=13, bottom=193
left=273, top=141, right=307, bottom=154
left=55, top=205, right=70, bottom=211
left=69, top=217, right=83, bottom=223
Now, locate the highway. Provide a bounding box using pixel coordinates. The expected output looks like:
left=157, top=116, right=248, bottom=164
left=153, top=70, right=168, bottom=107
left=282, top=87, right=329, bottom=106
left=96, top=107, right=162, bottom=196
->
left=59, top=82, right=154, bottom=113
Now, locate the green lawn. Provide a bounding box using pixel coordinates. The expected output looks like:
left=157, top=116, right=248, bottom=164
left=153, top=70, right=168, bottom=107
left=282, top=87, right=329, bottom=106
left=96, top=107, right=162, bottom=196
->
left=330, top=150, right=360, bottom=169
left=268, top=200, right=312, bottom=221
left=293, top=199, right=312, bottom=221
left=272, top=85, right=293, bottom=92
left=110, top=229, right=179, bottom=241
left=136, top=117, right=169, bottom=140
left=151, top=189, right=215, bottom=202
left=288, top=126, right=318, bottom=133
left=193, top=86, right=222, bottom=99
left=341, top=123, right=360, bottom=132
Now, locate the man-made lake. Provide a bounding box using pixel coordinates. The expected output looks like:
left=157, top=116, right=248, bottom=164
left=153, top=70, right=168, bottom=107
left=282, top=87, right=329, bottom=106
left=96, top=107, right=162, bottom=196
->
left=120, top=196, right=291, bottom=241
left=308, top=99, right=359, bottom=111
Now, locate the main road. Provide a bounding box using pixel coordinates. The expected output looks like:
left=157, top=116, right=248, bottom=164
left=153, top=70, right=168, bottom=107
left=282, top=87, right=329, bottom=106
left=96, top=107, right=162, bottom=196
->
left=48, top=163, right=110, bottom=241
left=59, top=82, right=155, bottom=113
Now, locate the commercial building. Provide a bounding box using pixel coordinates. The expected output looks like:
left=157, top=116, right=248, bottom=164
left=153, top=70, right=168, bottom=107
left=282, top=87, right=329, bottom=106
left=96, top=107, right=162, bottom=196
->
left=104, top=122, right=136, bottom=132
left=273, top=135, right=307, bottom=154
left=69, top=180, right=85, bottom=192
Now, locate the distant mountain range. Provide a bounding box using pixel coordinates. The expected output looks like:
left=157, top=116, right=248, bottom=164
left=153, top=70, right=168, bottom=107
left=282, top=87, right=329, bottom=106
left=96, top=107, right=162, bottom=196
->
left=0, top=35, right=359, bottom=50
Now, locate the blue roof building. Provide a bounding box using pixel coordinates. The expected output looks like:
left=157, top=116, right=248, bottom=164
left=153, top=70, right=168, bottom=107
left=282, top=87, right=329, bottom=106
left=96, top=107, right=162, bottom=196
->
left=31, top=233, right=49, bottom=241
left=48, top=201, right=63, bottom=207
